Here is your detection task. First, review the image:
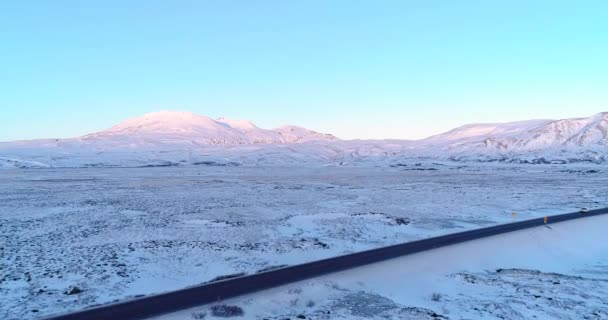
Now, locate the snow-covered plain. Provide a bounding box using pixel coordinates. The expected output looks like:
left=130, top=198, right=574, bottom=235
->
left=1, top=164, right=607, bottom=319
left=155, top=213, right=608, bottom=320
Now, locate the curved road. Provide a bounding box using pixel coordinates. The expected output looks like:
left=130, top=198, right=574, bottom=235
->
left=45, top=208, right=608, bottom=320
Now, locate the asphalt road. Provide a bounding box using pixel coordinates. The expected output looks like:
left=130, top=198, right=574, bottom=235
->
left=45, top=207, right=608, bottom=320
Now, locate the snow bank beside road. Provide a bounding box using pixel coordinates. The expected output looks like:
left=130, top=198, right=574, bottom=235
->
left=157, top=214, right=608, bottom=320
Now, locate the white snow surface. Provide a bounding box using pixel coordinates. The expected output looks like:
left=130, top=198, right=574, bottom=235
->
left=156, top=214, right=608, bottom=320
left=419, top=112, right=608, bottom=159
left=1, top=165, right=607, bottom=319
left=2, top=111, right=608, bottom=167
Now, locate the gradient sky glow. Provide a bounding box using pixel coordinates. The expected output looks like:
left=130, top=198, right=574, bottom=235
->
left=1, top=0, right=607, bottom=141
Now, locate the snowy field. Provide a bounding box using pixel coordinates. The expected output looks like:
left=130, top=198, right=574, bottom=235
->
left=1, top=164, right=607, bottom=319
left=156, top=213, right=608, bottom=320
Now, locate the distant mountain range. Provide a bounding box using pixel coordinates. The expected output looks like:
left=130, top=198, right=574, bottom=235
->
left=423, top=112, right=608, bottom=151
left=1, top=111, right=607, bottom=168
left=417, top=112, right=608, bottom=163
left=78, top=111, right=337, bottom=147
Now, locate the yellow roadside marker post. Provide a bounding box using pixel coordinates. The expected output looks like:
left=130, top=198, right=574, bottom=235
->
left=544, top=216, right=548, bottom=224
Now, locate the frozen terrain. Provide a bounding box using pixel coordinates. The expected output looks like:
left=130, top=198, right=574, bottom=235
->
left=81, top=111, right=337, bottom=146
left=417, top=111, right=608, bottom=163
left=1, top=164, right=607, bottom=319
left=156, top=213, right=608, bottom=320
left=2, top=110, right=608, bottom=319
left=1, top=111, right=608, bottom=168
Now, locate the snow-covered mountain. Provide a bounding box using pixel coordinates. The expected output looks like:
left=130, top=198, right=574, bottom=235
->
left=422, top=119, right=554, bottom=146
left=78, top=111, right=337, bottom=147
left=1, top=110, right=607, bottom=168
left=424, top=112, right=608, bottom=150
left=419, top=112, right=608, bottom=163
left=0, top=111, right=339, bottom=168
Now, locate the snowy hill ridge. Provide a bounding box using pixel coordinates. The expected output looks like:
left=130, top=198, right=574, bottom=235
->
left=423, top=112, right=608, bottom=152
left=1, top=111, right=607, bottom=168
left=79, top=111, right=338, bottom=146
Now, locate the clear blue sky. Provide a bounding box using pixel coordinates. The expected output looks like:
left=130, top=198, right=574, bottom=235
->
left=1, top=0, right=607, bottom=141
